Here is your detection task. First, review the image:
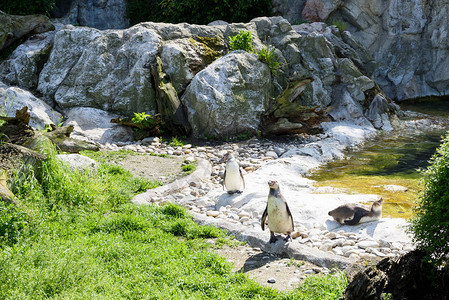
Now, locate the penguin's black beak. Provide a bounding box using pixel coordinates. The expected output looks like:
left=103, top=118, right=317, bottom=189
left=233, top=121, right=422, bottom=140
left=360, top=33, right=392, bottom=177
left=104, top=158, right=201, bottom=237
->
left=268, top=180, right=277, bottom=187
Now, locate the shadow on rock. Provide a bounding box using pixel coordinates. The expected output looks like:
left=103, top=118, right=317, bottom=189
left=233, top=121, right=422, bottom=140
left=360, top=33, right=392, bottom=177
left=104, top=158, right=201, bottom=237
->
left=326, top=219, right=381, bottom=237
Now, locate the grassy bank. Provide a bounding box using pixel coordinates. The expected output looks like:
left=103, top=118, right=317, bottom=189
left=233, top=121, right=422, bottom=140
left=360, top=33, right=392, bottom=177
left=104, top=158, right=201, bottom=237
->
left=0, top=146, right=347, bottom=299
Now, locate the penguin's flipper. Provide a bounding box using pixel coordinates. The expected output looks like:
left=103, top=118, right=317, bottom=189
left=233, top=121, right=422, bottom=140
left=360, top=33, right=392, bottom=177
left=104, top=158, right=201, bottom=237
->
left=222, top=169, right=227, bottom=191
left=239, top=168, right=246, bottom=190
left=261, top=206, right=268, bottom=231
left=344, top=210, right=367, bottom=225
left=285, top=202, right=295, bottom=231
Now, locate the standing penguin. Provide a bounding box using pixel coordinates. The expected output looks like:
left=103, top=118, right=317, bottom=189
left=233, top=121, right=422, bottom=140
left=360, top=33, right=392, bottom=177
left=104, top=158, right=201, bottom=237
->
left=220, top=152, right=245, bottom=194
left=261, top=180, right=294, bottom=243
left=328, top=198, right=383, bottom=225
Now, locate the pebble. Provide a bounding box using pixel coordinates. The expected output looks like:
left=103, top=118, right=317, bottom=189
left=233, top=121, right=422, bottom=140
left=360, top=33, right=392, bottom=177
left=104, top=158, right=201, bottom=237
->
left=267, top=278, right=276, bottom=283
left=357, top=240, right=380, bottom=249
left=206, top=210, right=220, bottom=217
left=98, top=136, right=414, bottom=261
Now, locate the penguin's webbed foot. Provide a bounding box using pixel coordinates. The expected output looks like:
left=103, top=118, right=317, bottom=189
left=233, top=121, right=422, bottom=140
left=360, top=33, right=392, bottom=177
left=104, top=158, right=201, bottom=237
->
left=269, top=232, right=277, bottom=244
left=284, top=233, right=292, bottom=242
left=236, top=190, right=243, bottom=194
left=227, top=191, right=236, bottom=195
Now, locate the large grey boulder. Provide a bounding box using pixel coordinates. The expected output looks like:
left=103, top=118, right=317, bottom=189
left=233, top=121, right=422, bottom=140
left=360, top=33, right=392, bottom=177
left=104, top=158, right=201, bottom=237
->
left=56, top=153, right=97, bottom=174
left=38, top=25, right=160, bottom=116
left=182, top=51, right=271, bottom=138
left=37, top=25, right=103, bottom=100
left=64, top=107, right=134, bottom=144
left=0, top=81, right=62, bottom=129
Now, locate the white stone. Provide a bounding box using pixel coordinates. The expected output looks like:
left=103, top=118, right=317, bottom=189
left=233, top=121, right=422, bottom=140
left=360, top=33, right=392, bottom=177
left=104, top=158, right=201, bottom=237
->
left=357, top=240, right=380, bottom=249
left=206, top=210, right=220, bottom=217
left=56, top=154, right=97, bottom=174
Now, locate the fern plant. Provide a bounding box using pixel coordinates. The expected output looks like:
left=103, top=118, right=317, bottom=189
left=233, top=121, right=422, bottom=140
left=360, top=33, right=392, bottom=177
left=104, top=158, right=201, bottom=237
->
left=257, top=45, right=280, bottom=76
left=132, top=112, right=154, bottom=128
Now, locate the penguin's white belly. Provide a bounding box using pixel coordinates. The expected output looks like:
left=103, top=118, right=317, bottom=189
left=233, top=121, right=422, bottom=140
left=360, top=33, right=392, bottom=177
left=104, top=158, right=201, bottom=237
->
left=224, top=163, right=242, bottom=191
left=267, top=196, right=292, bottom=233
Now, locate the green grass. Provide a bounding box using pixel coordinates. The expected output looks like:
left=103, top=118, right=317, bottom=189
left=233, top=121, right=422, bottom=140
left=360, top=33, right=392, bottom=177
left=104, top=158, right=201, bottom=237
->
left=0, top=145, right=348, bottom=299
left=182, top=163, right=196, bottom=175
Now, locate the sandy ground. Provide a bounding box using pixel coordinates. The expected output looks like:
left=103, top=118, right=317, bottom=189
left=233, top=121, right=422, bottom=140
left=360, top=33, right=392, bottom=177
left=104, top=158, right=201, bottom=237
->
left=213, top=243, right=330, bottom=291
left=107, top=153, right=187, bottom=185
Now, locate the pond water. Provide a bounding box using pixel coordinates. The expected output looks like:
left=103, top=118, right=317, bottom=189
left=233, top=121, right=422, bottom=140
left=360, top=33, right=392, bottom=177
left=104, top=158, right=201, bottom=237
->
left=307, top=97, right=449, bottom=219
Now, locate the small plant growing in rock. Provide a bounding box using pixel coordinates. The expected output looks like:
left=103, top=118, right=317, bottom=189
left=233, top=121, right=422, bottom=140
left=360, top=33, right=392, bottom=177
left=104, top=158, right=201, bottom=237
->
left=409, top=132, right=449, bottom=268
left=229, top=30, right=254, bottom=53
left=330, top=19, right=347, bottom=32
left=257, top=45, right=280, bottom=76
left=131, top=112, right=153, bottom=128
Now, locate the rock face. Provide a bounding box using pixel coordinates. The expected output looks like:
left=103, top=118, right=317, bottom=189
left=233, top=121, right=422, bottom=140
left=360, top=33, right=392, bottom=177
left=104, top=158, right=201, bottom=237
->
left=274, top=0, right=449, bottom=100
left=0, top=29, right=55, bottom=90
left=3, top=13, right=397, bottom=138
left=343, top=250, right=449, bottom=300
left=51, top=0, right=129, bottom=30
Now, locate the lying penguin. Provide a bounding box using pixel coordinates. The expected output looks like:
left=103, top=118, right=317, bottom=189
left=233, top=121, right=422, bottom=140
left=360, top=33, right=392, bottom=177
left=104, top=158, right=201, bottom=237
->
left=220, top=152, right=245, bottom=194
left=328, top=198, right=383, bottom=225
left=261, top=180, right=294, bottom=243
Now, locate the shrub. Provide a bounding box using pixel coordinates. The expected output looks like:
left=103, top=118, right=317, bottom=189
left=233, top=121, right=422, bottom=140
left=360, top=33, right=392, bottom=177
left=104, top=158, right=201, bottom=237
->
left=126, top=0, right=272, bottom=26
left=409, top=132, right=449, bottom=267
left=229, top=30, right=254, bottom=53
left=0, top=0, right=55, bottom=16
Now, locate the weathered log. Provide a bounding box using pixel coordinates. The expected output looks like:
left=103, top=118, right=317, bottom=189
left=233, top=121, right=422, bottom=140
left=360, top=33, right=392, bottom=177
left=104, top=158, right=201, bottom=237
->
left=0, top=106, right=99, bottom=153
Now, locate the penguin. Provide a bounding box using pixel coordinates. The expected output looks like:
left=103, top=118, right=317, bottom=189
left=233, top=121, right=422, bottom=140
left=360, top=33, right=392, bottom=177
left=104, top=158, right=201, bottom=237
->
left=261, top=180, right=294, bottom=243
left=220, top=152, right=245, bottom=194
left=328, top=198, right=383, bottom=225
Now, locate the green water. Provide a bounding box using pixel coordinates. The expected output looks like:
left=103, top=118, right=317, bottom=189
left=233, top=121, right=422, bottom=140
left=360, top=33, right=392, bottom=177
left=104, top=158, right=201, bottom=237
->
left=307, top=97, right=449, bottom=218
